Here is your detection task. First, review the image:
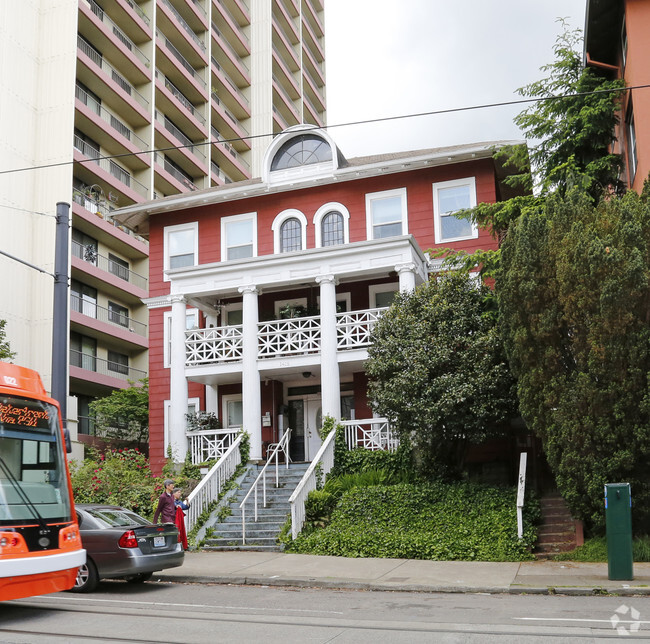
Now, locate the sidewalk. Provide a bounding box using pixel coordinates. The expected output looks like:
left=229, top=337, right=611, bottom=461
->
left=155, top=551, right=650, bottom=596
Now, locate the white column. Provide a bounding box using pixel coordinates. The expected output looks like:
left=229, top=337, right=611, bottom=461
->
left=396, top=262, right=417, bottom=293
left=169, top=294, right=189, bottom=462
left=205, top=384, right=218, bottom=416
left=316, top=274, right=341, bottom=421
left=239, top=285, right=262, bottom=461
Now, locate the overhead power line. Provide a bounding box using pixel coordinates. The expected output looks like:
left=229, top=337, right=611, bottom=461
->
left=0, top=83, right=645, bottom=178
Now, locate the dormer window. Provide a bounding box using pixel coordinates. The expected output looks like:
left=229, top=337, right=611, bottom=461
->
left=270, top=134, right=332, bottom=171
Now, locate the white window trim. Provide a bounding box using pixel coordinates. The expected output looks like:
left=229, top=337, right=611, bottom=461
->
left=221, top=302, right=243, bottom=327
left=164, top=397, right=200, bottom=456
left=221, top=212, right=257, bottom=261
left=369, top=282, right=399, bottom=309
left=222, top=394, right=243, bottom=429
left=163, top=307, right=198, bottom=369
left=365, top=187, right=408, bottom=240
left=433, top=177, right=478, bottom=244
left=274, top=297, right=308, bottom=318
left=313, top=202, right=350, bottom=247
left=271, top=209, right=308, bottom=253
left=163, top=222, right=198, bottom=282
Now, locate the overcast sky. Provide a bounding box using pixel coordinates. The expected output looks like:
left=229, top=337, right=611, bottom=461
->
left=323, top=0, right=587, bottom=159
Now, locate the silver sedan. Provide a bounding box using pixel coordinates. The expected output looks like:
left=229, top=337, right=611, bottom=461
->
left=70, top=504, right=184, bottom=593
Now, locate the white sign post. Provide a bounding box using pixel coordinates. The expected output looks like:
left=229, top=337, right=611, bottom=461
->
left=516, top=452, right=527, bottom=539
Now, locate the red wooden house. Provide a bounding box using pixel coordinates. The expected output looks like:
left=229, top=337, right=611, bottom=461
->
left=115, top=126, right=526, bottom=473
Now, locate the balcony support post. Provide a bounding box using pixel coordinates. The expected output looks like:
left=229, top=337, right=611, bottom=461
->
left=316, top=274, right=341, bottom=421
left=170, top=294, right=189, bottom=461
left=396, top=262, right=417, bottom=293
left=239, top=285, right=262, bottom=460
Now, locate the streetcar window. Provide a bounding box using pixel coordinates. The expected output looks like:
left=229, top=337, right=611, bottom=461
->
left=0, top=395, right=72, bottom=524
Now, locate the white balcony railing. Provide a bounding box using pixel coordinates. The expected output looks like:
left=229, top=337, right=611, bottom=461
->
left=186, top=427, right=240, bottom=464
left=258, top=316, right=320, bottom=358
left=342, top=418, right=398, bottom=451
left=336, top=308, right=386, bottom=349
left=186, top=326, right=242, bottom=364
left=183, top=308, right=386, bottom=367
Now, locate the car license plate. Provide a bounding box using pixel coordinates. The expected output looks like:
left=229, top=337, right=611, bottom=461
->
left=153, top=536, right=166, bottom=548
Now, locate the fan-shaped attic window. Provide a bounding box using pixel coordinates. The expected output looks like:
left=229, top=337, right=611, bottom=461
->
left=271, top=134, right=332, bottom=171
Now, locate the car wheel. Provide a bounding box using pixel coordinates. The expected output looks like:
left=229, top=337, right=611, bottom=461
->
left=124, top=572, right=153, bottom=584
left=69, top=559, right=99, bottom=593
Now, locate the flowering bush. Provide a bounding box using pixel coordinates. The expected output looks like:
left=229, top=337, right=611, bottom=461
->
left=69, top=447, right=160, bottom=518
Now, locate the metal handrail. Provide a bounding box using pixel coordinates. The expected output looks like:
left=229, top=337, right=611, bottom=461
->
left=288, top=428, right=336, bottom=539
left=185, top=433, right=243, bottom=533
left=240, top=428, right=291, bottom=545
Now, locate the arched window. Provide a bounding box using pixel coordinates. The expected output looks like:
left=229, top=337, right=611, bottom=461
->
left=270, top=134, right=332, bottom=171
left=280, top=217, right=302, bottom=252
left=321, top=211, right=344, bottom=247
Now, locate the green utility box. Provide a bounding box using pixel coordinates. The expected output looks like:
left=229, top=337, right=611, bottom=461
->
left=604, top=483, right=633, bottom=581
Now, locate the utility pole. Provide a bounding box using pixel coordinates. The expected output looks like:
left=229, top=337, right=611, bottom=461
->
left=51, top=202, right=70, bottom=450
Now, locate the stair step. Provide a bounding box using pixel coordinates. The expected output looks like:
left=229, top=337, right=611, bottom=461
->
left=534, top=493, right=577, bottom=559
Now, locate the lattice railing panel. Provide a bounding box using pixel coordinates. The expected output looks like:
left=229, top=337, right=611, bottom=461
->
left=336, top=308, right=386, bottom=349
left=186, top=326, right=243, bottom=365
left=257, top=316, right=321, bottom=357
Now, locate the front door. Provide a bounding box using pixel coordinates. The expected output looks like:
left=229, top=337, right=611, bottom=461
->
left=288, top=396, right=322, bottom=462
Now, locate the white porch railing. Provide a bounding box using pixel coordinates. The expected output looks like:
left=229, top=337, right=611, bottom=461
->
left=240, top=429, right=291, bottom=545
left=186, top=326, right=243, bottom=365
left=185, top=433, right=242, bottom=534
left=258, top=317, right=320, bottom=357
left=186, top=427, right=240, bottom=464
left=288, top=427, right=336, bottom=539
left=342, top=418, right=399, bottom=451
left=336, top=307, right=386, bottom=349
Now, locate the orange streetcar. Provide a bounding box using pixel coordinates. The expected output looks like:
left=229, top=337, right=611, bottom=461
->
left=0, top=363, right=85, bottom=600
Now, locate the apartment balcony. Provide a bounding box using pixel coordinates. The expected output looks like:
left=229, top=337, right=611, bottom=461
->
left=167, top=0, right=209, bottom=32
left=272, top=76, right=301, bottom=124
left=78, top=0, right=151, bottom=85
left=273, top=0, right=299, bottom=44
left=212, top=0, right=250, bottom=54
left=184, top=308, right=385, bottom=377
left=272, top=45, right=300, bottom=96
left=303, top=93, right=324, bottom=127
left=73, top=136, right=149, bottom=207
left=271, top=20, right=299, bottom=71
left=109, top=0, right=152, bottom=41
left=301, top=0, right=324, bottom=39
left=156, top=31, right=208, bottom=103
left=211, top=56, right=250, bottom=121
left=280, top=0, right=299, bottom=18
left=211, top=93, right=250, bottom=145
left=302, top=42, right=325, bottom=88
left=71, top=238, right=148, bottom=295
left=154, top=110, right=208, bottom=176
left=272, top=105, right=289, bottom=133
left=76, top=34, right=151, bottom=127
left=70, top=349, right=147, bottom=391
left=153, top=152, right=201, bottom=195
left=211, top=23, right=251, bottom=87
left=70, top=295, right=148, bottom=351
left=301, top=12, right=325, bottom=62
left=218, top=0, right=250, bottom=26
left=155, top=70, right=207, bottom=140
left=75, top=84, right=150, bottom=172
left=72, top=189, right=149, bottom=253
left=302, top=67, right=325, bottom=112
left=158, top=0, right=208, bottom=69
left=210, top=125, right=251, bottom=179
left=210, top=160, right=234, bottom=186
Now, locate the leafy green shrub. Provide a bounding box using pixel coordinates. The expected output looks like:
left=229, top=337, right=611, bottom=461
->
left=554, top=535, right=650, bottom=562
left=287, top=482, right=538, bottom=561
left=70, top=447, right=158, bottom=516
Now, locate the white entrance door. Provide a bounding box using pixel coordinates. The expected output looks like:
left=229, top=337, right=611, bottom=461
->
left=288, top=395, right=322, bottom=461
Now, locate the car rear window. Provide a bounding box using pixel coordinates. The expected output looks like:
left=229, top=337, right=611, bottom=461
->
left=86, top=508, right=151, bottom=528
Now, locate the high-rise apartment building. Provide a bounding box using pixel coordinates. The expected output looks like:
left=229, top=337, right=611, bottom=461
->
left=0, top=0, right=326, bottom=449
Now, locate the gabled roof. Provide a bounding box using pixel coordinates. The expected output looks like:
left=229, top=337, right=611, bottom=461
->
left=113, top=139, right=526, bottom=237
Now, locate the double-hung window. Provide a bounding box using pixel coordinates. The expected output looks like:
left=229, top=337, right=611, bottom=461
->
left=366, top=188, right=407, bottom=239
left=222, top=213, right=256, bottom=260
left=433, top=177, right=478, bottom=244
left=164, top=222, right=198, bottom=280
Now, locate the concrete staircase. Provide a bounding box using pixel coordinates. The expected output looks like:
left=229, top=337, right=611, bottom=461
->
left=202, top=462, right=310, bottom=551
left=534, top=492, right=582, bottom=559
